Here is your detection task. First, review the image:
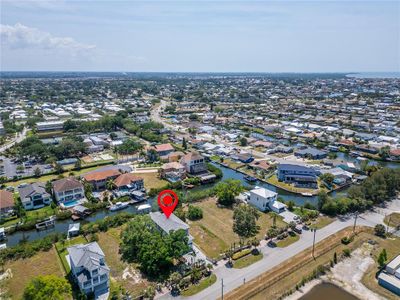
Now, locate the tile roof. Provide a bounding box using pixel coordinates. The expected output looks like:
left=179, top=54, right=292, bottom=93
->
left=0, top=190, right=14, bottom=209
left=113, top=173, right=143, bottom=187
left=181, top=151, right=203, bottom=163
left=83, top=169, right=121, bottom=182
left=52, top=177, right=83, bottom=192
left=154, top=143, right=174, bottom=152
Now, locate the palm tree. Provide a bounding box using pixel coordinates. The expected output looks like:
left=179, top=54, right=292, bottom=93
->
left=106, top=179, right=114, bottom=191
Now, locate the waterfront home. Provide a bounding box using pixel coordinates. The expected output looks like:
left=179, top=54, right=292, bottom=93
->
left=149, top=212, right=193, bottom=246
left=160, top=162, right=186, bottom=182
left=180, top=151, right=207, bottom=175
left=112, top=173, right=144, bottom=197
left=249, top=160, right=272, bottom=173
left=52, top=177, right=85, bottom=208
left=67, top=242, right=110, bottom=298
left=0, top=190, right=15, bottom=217
left=150, top=143, right=175, bottom=159
left=320, top=168, right=353, bottom=186
left=378, top=253, right=400, bottom=296
left=277, top=163, right=318, bottom=189
left=248, top=187, right=285, bottom=213
left=18, top=182, right=52, bottom=210
left=82, top=169, right=121, bottom=191
left=294, top=147, right=327, bottom=159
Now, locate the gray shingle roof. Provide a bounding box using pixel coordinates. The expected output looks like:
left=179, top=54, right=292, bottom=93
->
left=150, top=212, right=189, bottom=234
left=18, top=182, right=49, bottom=200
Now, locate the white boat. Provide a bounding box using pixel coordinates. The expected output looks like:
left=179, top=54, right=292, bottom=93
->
left=109, top=201, right=129, bottom=211
left=301, top=192, right=313, bottom=197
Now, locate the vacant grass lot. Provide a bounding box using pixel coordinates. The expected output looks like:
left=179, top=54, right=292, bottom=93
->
left=311, top=215, right=335, bottom=229
left=276, top=234, right=300, bottom=248
left=133, top=172, right=167, bottom=190
left=181, top=274, right=217, bottom=297
left=96, top=227, right=150, bottom=299
left=189, top=198, right=286, bottom=259
left=3, top=247, right=68, bottom=299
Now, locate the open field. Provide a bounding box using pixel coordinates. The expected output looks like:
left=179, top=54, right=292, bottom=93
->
left=225, top=226, right=395, bottom=300
left=189, top=198, right=286, bottom=259
left=361, top=234, right=400, bottom=300
left=96, top=227, right=150, bottom=298
left=2, top=247, right=67, bottom=299
left=133, top=171, right=167, bottom=190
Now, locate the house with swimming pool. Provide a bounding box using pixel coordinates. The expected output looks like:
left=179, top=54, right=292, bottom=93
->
left=52, top=177, right=86, bottom=208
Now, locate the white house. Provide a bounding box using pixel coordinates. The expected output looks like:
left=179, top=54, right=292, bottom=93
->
left=67, top=242, right=110, bottom=298
left=248, top=187, right=286, bottom=213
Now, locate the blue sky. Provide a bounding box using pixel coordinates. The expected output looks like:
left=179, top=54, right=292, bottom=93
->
left=1, top=0, right=399, bottom=72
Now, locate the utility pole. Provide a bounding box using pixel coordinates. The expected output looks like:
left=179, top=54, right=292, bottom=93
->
left=312, top=228, right=317, bottom=259
left=353, top=212, right=358, bottom=232
left=221, top=278, right=224, bottom=300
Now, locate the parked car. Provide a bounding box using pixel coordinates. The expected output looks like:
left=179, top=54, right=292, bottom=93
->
left=294, top=226, right=303, bottom=234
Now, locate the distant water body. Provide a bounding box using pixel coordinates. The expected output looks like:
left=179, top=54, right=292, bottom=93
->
left=347, top=72, right=400, bottom=79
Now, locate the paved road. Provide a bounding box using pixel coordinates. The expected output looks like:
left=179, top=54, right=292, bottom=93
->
left=0, top=127, right=28, bottom=153
left=157, top=198, right=400, bottom=300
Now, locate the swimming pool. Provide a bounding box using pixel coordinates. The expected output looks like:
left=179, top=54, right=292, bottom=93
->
left=62, top=200, right=79, bottom=208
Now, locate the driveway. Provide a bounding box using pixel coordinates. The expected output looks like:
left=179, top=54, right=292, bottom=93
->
left=279, top=210, right=298, bottom=223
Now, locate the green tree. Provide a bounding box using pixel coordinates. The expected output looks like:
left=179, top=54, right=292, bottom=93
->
left=287, top=200, right=295, bottom=211
left=374, top=224, right=386, bottom=237
left=320, top=173, right=334, bottom=186
left=187, top=205, right=203, bottom=220
left=23, top=275, right=71, bottom=300
left=215, top=179, right=243, bottom=206
left=239, top=137, right=248, bottom=147
left=377, top=249, right=387, bottom=267
left=74, top=159, right=82, bottom=170
left=233, top=204, right=260, bottom=240
left=54, top=163, right=63, bottom=174
left=33, top=167, right=41, bottom=178
left=182, top=137, right=187, bottom=150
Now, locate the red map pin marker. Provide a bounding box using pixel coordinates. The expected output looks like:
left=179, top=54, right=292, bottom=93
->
left=157, top=190, right=179, bottom=218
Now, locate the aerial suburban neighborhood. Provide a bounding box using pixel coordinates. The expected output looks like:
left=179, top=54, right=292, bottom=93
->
left=0, top=72, right=398, bottom=300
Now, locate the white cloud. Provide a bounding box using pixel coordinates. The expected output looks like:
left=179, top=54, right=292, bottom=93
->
left=0, top=23, right=95, bottom=54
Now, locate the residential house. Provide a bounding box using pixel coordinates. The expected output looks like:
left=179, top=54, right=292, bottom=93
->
left=248, top=187, right=286, bottom=213
left=180, top=152, right=207, bottom=175
left=294, top=147, right=327, bottom=159
left=83, top=169, right=121, bottom=191
left=151, top=143, right=175, bottom=160
left=67, top=242, right=110, bottom=297
left=113, top=173, right=144, bottom=197
left=320, top=168, right=353, bottom=186
left=18, top=182, right=52, bottom=210
left=149, top=212, right=193, bottom=246
left=277, top=164, right=318, bottom=188
left=160, top=162, right=186, bottom=182
left=52, top=177, right=85, bottom=208
left=0, top=190, right=15, bottom=217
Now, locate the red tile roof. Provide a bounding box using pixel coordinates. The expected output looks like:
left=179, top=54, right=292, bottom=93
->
left=113, top=173, right=143, bottom=187
left=52, top=177, right=83, bottom=192
left=154, top=143, right=174, bottom=152
left=83, top=169, right=121, bottom=182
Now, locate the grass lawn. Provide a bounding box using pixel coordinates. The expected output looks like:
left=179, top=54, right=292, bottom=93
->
left=133, top=172, right=167, bottom=190
left=181, top=274, right=217, bottom=297
left=3, top=247, right=68, bottom=299
left=361, top=233, right=400, bottom=300
left=96, top=227, right=150, bottom=299
left=189, top=198, right=286, bottom=259
left=25, top=205, right=56, bottom=222
left=233, top=253, right=263, bottom=269
left=383, top=212, right=400, bottom=228
left=276, top=234, right=300, bottom=248
left=224, top=159, right=245, bottom=170
left=266, top=175, right=319, bottom=195
left=55, top=236, right=87, bottom=273
left=310, top=215, right=335, bottom=229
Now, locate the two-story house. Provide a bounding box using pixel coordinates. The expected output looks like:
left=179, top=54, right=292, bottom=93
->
left=248, top=187, right=286, bottom=213
left=113, top=173, right=144, bottom=197
left=67, top=242, right=110, bottom=298
left=82, top=169, right=121, bottom=191
left=180, top=152, right=207, bottom=175
left=277, top=163, right=318, bottom=188
left=52, top=177, right=85, bottom=208
left=18, top=182, right=52, bottom=210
